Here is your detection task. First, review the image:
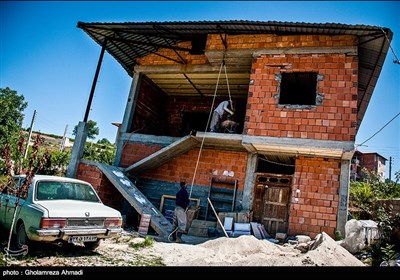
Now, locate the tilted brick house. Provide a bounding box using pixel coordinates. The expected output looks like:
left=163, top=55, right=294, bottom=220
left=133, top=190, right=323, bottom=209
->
left=74, top=21, right=392, bottom=238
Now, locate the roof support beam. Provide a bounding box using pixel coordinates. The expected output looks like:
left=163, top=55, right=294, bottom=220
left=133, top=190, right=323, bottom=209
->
left=84, top=38, right=107, bottom=122
left=105, top=36, right=191, bottom=52
left=242, top=135, right=355, bottom=159
left=183, top=73, right=204, bottom=97
left=134, top=64, right=248, bottom=74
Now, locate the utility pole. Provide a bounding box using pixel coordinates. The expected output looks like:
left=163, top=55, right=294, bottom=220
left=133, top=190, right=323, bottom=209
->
left=389, top=156, right=392, bottom=181
left=24, top=110, right=37, bottom=159
left=60, top=124, right=68, bottom=152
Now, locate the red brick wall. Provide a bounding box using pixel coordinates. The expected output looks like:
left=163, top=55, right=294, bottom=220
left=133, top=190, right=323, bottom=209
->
left=206, top=34, right=356, bottom=50
left=245, top=53, right=358, bottom=141
left=134, top=34, right=358, bottom=142
left=361, top=154, right=378, bottom=173
left=127, top=147, right=248, bottom=191
left=288, top=156, right=341, bottom=238
left=137, top=34, right=355, bottom=66
left=119, top=142, right=163, bottom=168
left=137, top=41, right=209, bottom=65
left=130, top=76, right=168, bottom=135
left=133, top=82, right=243, bottom=137
left=76, top=163, right=124, bottom=211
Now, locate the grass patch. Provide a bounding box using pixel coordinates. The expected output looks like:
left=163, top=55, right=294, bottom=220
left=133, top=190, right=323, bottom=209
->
left=0, top=252, right=6, bottom=266
left=129, top=236, right=154, bottom=250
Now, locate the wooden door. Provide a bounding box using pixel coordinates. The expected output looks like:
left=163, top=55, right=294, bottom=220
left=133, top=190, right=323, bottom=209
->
left=253, top=174, right=292, bottom=236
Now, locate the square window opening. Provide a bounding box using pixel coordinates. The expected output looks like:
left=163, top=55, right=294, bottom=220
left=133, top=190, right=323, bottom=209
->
left=279, top=72, right=318, bottom=105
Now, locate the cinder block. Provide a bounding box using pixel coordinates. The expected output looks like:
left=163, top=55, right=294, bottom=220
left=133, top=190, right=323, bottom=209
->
left=223, top=217, right=234, bottom=231
left=234, top=223, right=251, bottom=232
left=217, top=212, right=237, bottom=229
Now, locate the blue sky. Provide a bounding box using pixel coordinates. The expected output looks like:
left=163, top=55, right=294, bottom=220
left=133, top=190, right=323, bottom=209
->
left=1, top=1, right=399, bottom=178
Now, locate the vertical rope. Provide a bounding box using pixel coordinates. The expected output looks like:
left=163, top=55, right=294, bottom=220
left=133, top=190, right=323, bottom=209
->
left=188, top=60, right=225, bottom=198
left=224, top=64, right=233, bottom=107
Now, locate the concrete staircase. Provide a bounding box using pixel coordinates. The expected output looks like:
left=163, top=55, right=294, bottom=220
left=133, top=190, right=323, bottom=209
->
left=95, top=162, right=173, bottom=238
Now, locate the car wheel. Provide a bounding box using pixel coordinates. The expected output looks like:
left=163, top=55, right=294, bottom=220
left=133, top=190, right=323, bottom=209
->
left=16, top=222, right=30, bottom=249
left=84, top=240, right=101, bottom=250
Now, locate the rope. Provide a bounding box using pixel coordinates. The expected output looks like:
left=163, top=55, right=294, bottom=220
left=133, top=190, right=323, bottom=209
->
left=170, top=59, right=225, bottom=242
left=171, top=48, right=231, bottom=241
left=224, top=64, right=233, bottom=107
left=188, top=59, right=225, bottom=198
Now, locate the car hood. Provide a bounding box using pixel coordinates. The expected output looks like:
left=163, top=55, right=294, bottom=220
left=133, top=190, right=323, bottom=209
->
left=37, top=200, right=121, bottom=218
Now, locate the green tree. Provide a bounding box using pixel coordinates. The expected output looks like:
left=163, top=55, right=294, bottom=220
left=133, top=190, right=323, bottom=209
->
left=72, top=120, right=99, bottom=140
left=97, top=138, right=111, bottom=145
left=82, top=142, right=116, bottom=165
left=0, top=87, right=28, bottom=150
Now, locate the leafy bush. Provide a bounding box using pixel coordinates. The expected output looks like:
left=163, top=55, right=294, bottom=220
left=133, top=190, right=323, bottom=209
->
left=349, top=181, right=374, bottom=208
left=129, top=236, right=154, bottom=250
left=82, top=142, right=116, bottom=165
left=350, top=169, right=400, bottom=265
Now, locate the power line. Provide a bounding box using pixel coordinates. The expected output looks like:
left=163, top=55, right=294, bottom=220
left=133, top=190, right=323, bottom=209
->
left=357, top=112, right=400, bottom=147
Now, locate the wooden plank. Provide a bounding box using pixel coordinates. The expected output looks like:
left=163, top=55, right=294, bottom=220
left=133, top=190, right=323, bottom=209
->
left=252, top=184, right=265, bottom=222
left=135, top=63, right=251, bottom=74
left=159, top=194, right=200, bottom=212
left=163, top=89, right=247, bottom=95
left=146, top=73, right=187, bottom=79
left=154, top=78, right=250, bottom=85
left=158, top=84, right=249, bottom=90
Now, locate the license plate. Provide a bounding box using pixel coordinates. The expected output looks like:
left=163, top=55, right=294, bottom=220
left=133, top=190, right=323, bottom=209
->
left=68, top=236, right=97, bottom=243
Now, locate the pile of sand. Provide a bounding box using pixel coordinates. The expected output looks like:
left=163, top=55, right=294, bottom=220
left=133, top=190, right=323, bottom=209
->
left=142, top=232, right=364, bottom=266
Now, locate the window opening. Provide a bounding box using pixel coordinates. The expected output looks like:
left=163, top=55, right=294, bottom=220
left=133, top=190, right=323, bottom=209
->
left=256, top=155, right=295, bottom=175
left=279, top=72, right=318, bottom=106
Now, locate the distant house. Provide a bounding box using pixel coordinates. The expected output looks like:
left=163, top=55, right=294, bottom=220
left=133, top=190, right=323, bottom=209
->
left=351, top=151, right=387, bottom=182
left=72, top=20, right=392, bottom=239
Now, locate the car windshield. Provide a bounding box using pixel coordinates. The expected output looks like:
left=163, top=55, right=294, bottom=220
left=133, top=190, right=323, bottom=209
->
left=36, top=181, right=100, bottom=202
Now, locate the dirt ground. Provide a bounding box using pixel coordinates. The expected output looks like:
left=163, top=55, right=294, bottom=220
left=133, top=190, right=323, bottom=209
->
left=1, top=230, right=364, bottom=267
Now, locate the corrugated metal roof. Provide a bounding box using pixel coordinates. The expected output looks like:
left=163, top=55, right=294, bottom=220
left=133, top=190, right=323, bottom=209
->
left=77, top=20, right=392, bottom=129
